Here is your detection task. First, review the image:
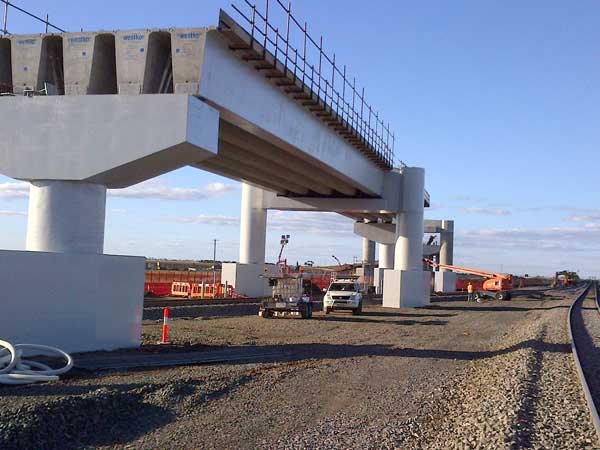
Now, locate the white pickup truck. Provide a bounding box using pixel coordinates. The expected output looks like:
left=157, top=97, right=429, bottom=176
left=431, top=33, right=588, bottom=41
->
left=323, top=279, right=363, bottom=315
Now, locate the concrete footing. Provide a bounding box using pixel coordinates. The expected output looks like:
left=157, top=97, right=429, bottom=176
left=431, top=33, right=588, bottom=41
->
left=374, top=268, right=387, bottom=294
left=434, top=271, right=457, bottom=293
left=221, top=262, right=269, bottom=298
left=0, top=250, right=144, bottom=353
left=383, top=270, right=431, bottom=308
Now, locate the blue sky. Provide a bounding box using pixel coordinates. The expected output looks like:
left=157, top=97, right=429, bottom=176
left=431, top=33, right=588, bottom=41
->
left=1, top=0, right=600, bottom=276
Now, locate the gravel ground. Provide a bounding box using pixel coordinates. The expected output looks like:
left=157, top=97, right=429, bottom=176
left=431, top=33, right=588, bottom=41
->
left=1, top=287, right=598, bottom=450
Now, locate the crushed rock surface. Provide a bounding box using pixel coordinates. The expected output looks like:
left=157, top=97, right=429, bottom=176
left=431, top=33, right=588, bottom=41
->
left=1, top=287, right=598, bottom=450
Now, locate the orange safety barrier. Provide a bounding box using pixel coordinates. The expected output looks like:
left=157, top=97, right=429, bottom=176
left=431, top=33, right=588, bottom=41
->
left=170, top=281, right=236, bottom=299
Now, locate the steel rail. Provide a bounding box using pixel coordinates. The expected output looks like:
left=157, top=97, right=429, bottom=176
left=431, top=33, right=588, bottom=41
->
left=567, top=282, right=600, bottom=442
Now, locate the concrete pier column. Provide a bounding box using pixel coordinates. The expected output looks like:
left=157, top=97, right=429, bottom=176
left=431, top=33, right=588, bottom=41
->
left=222, top=182, right=269, bottom=297
left=439, top=219, right=454, bottom=268
left=362, top=237, right=375, bottom=265
left=394, top=168, right=425, bottom=271
left=378, top=243, right=394, bottom=269
left=435, top=219, right=457, bottom=292
left=383, top=167, right=430, bottom=307
left=26, top=181, right=107, bottom=254
left=239, top=182, right=267, bottom=265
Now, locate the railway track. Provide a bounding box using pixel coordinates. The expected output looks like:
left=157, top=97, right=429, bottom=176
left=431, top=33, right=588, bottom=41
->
left=568, top=282, right=600, bottom=441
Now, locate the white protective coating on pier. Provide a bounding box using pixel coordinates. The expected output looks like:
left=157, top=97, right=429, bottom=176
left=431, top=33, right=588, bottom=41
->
left=362, top=237, right=376, bottom=265
left=239, top=183, right=267, bottom=265
left=378, top=243, right=395, bottom=269
left=26, top=181, right=107, bottom=254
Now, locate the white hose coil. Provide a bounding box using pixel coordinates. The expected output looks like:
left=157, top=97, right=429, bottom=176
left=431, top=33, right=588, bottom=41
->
left=0, top=339, right=74, bottom=385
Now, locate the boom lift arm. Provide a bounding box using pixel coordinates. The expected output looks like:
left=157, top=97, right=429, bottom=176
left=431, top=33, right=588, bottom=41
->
left=424, top=258, right=513, bottom=300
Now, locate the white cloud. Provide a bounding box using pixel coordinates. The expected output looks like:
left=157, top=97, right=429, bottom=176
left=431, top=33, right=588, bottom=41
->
left=461, top=207, right=511, bottom=216
left=162, top=211, right=354, bottom=236
left=268, top=211, right=353, bottom=235
left=456, top=224, right=600, bottom=253
left=164, top=215, right=240, bottom=226
left=0, top=182, right=29, bottom=199
left=567, top=213, right=600, bottom=223
left=109, top=181, right=237, bottom=201
left=0, top=180, right=237, bottom=201
left=0, top=210, right=26, bottom=217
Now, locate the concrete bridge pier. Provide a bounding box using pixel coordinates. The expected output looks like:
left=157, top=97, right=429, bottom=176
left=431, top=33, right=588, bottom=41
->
left=356, top=236, right=376, bottom=287
left=383, top=167, right=430, bottom=307
left=0, top=94, right=219, bottom=352
left=222, top=182, right=270, bottom=297
left=434, top=219, right=456, bottom=292
left=374, top=242, right=394, bottom=294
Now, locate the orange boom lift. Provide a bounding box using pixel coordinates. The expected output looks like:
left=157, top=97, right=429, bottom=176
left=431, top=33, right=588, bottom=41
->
left=424, top=258, right=514, bottom=301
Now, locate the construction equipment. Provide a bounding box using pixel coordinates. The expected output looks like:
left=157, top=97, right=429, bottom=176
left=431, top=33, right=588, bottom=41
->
left=258, top=273, right=313, bottom=319
left=424, top=258, right=513, bottom=301
left=553, top=270, right=580, bottom=288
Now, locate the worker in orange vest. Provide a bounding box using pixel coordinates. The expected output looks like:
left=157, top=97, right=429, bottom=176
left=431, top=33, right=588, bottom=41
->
left=467, top=282, right=474, bottom=302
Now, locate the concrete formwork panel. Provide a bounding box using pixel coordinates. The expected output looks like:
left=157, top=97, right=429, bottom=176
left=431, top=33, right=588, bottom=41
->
left=171, top=29, right=208, bottom=95
left=115, top=30, right=149, bottom=94
left=0, top=37, right=12, bottom=93
left=64, top=33, right=118, bottom=95
left=10, top=34, right=43, bottom=93
left=0, top=250, right=144, bottom=354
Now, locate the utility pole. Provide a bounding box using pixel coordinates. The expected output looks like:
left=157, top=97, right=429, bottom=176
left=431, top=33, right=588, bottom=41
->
left=212, top=239, right=217, bottom=289
left=3, top=1, right=8, bottom=35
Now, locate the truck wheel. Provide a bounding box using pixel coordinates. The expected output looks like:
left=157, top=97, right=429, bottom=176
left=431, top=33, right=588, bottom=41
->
left=494, top=291, right=506, bottom=301
left=474, top=292, right=481, bottom=302
left=259, top=309, right=271, bottom=318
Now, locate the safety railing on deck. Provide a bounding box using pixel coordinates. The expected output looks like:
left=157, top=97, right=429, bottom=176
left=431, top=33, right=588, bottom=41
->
left=228, top=0, right=395, bottom=169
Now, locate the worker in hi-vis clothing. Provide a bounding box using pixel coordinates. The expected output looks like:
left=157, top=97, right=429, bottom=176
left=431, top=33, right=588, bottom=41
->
left=467, top=282, right=474, bottom=302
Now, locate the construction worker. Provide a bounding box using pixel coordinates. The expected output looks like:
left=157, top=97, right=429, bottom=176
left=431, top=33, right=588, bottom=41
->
left=467, top=282, right=474, bottom=302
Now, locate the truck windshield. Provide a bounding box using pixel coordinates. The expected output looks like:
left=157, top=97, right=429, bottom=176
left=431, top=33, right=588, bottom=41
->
left=329, top=283, right=355, bottom=291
